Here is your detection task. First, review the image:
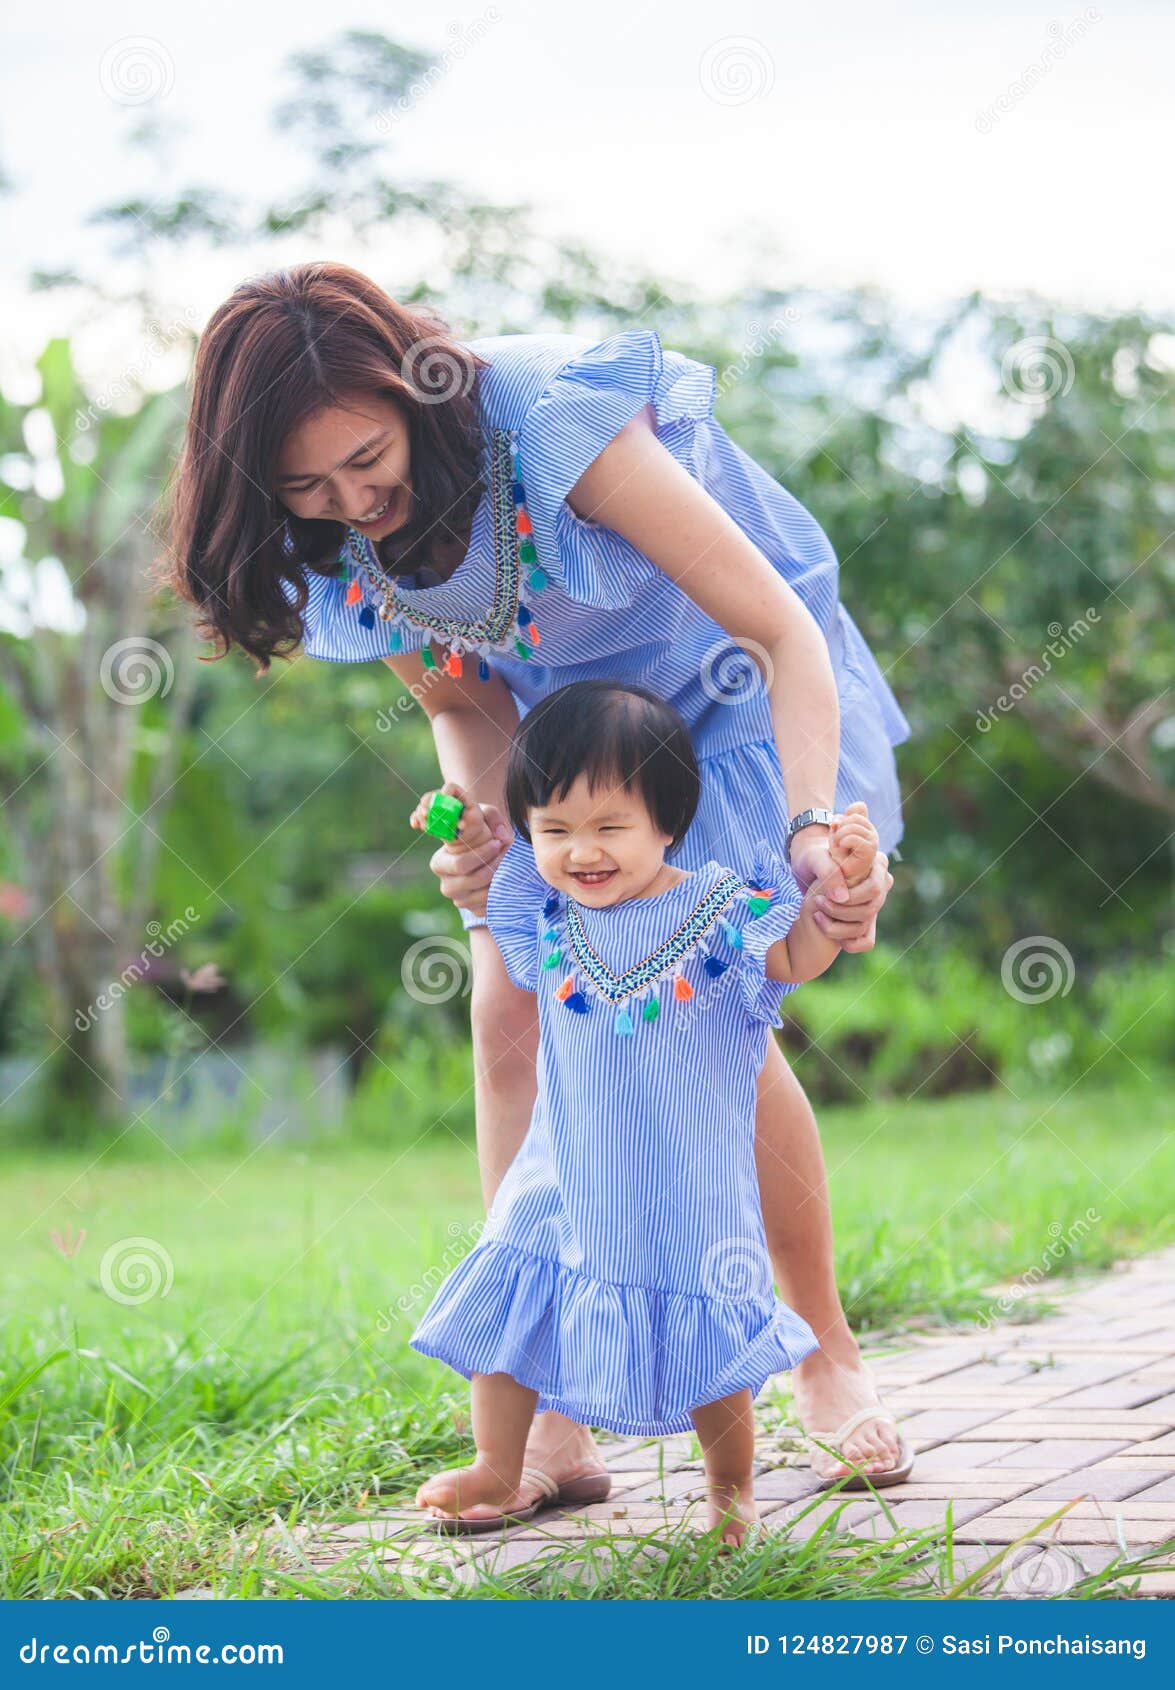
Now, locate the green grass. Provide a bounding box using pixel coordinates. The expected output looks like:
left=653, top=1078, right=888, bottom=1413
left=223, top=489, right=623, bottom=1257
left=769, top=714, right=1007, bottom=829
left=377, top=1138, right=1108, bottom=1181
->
left=1, top=1075, right=1172, bottom=1599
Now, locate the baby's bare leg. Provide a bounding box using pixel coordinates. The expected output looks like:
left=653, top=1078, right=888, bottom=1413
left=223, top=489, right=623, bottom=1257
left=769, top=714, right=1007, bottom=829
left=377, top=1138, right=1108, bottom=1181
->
left=416, top=1373, right=539, bottom=1521
left=690, top=1390, right=759, bottom=1547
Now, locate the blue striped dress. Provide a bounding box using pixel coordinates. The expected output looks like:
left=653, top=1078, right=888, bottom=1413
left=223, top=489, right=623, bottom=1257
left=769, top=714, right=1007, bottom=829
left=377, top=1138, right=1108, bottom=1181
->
left=292, top=327, right=911, bottom=920
left=409, top=837, right=821, bottom=1436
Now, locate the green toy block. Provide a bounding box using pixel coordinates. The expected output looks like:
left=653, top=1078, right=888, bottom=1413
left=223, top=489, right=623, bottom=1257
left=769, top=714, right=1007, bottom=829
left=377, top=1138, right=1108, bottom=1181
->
left=425, top=791, right=465, bottom=842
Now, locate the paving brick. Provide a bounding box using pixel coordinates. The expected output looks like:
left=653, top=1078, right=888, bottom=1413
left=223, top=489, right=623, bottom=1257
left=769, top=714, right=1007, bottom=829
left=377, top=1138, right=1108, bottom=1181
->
left=997, top=1440, right=1129, bottom=1467
left=752, top=1467, right=826, bottom=1502
left=949, top=1516, right=1135, bottom=1547
left=892, top=1408, right=1005, bottom=1440
left=866, top=1478, right=1037, bottom=1503
left=1124, top=1475, right=1175, bottom=1501
left=1128, top=1567, right=1175, bottom=1597
left=1014, top=1467, right=1165, bottom=1503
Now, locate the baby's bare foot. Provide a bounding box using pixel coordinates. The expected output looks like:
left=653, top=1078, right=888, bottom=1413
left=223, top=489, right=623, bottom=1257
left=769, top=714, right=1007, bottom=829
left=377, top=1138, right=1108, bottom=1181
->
left=415, top=1458, right=524, bottom=1522
left=705, top=1480, right=759, bottom=1549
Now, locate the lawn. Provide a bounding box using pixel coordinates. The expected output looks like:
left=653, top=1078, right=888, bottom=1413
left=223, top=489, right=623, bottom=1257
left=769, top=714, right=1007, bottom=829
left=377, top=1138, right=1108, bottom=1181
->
left=2, top=1075, right=1172, bottom=1599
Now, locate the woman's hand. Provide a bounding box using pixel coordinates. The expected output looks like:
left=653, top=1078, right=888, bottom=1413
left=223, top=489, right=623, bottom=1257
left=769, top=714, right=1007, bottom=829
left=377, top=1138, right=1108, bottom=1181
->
left=789, top=820, right=893, bottom=955
left=409, top=781, right=513, bottom=918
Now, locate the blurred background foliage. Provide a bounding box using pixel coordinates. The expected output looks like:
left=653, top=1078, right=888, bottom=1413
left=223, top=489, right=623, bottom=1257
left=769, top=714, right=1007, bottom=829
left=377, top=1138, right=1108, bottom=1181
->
left=1, top=29, right=1171, bottom=1143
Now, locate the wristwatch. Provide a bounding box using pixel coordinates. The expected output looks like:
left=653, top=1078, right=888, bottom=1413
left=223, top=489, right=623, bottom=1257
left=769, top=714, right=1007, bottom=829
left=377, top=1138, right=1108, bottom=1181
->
left=785, top=807, right=835, bottom=860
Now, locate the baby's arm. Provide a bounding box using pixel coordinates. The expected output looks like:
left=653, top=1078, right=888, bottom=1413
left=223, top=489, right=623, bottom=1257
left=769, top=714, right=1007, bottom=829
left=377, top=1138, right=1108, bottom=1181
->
left=766, top=802, right=880, bottom=984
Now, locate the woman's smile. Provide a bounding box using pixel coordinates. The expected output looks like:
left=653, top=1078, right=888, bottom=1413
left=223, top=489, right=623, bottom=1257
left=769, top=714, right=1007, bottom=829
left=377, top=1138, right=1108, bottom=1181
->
left=349, top=486, right=407, bottom=533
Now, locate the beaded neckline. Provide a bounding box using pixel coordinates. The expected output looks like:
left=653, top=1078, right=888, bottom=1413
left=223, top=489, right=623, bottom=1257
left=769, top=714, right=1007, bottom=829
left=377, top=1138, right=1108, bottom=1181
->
left=565, top=871, right=746, bottom=1004
left=338, top=427, right=550, bottom=679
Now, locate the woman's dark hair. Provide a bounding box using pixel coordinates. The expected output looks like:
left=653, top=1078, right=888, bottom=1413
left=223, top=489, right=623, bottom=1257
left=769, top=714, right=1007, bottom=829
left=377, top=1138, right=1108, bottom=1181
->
left=162, top=261, right=491, bottom=671
left=505, top=682, right=700, bottom=847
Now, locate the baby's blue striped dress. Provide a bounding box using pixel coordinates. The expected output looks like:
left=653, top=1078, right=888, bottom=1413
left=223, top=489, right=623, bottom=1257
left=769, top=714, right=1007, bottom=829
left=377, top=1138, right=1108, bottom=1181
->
left=291, top=327, right=911, bottom=920
left=409, top=838, right=821, bottom=1436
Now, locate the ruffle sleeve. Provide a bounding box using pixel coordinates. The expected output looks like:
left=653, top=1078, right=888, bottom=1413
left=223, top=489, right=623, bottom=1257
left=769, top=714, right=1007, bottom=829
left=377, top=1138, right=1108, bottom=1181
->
left=516, top=327, right=718, bottom=611
left=736, top=840, right=807, bottom=1028
left=484, top=838, right=555, bottom=993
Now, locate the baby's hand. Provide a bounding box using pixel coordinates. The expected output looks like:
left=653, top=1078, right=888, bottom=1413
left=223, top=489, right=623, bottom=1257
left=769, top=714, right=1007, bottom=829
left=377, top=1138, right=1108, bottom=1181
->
left=828, top=800, right=879, bottom=889
left=410, top=781, right=497, bottom=854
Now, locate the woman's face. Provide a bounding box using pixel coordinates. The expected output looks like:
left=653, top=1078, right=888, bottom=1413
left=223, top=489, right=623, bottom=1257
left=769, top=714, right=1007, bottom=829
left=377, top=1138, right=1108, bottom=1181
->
left=274, top=395, right=412, bottom=539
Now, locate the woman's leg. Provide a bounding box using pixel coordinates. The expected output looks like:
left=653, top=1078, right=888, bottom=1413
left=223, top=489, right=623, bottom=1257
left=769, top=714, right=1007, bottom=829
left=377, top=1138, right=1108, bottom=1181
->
left=754, top=1037, right=903, bottom=1478
left=691, top=1390, right=758, bottom=1546
left=416, top=1372, right=539, bottom=1519
left=466, top=928, right=608, bottom=1494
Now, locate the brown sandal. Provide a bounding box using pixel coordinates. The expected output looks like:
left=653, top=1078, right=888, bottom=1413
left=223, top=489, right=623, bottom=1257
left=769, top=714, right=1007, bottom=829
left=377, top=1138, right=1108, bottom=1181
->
left=426, top=1463, right=612, bottom=1536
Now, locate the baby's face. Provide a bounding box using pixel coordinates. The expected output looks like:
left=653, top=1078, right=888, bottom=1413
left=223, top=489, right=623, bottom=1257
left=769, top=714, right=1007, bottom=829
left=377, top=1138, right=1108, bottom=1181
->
left=528, top=774, right=673, bottom=908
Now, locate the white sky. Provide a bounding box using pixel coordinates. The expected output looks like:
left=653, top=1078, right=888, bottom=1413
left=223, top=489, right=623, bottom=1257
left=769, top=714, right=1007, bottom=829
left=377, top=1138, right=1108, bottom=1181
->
left=2, top=0, right=1172, bottom=372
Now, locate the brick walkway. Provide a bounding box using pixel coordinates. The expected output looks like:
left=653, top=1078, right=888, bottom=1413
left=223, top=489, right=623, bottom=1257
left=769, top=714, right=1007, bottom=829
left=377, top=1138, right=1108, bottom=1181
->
left=186, top=1247, right=1175, bottom=1598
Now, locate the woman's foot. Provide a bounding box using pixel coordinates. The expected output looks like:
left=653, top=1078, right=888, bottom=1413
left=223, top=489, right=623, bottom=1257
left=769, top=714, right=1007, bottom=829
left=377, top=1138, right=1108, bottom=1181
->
left=705, top=1480, right=759, bottom=1548
left=416, top=1458, right=528, bottom=1523
left=790, top=1342, right=904, bottom=1481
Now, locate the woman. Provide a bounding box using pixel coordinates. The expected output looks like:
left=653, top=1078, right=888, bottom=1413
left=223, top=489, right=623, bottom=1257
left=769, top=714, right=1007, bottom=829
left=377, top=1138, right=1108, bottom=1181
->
left=168, top=261, right=914, bottom=1526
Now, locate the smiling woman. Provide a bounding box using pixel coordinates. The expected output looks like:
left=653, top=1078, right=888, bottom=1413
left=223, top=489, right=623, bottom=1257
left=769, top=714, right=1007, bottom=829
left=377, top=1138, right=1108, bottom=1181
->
left=164, top=261, right=490, bottom=669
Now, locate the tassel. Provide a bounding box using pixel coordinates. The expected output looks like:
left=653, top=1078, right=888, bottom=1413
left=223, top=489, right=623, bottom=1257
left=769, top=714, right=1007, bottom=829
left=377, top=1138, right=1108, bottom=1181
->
left=673, top=973, right=694, bottom=1001
left=541, top=948, right=563, bottom=971
left=527, top=621, right=541, bottom=646
left=358, top=606, right=375, bottom=629
left=703, top=956, right=729, bottom=979
left=345, top=579, right=362, bottom=606
left=746, top=893, right=772, bottom=917
left=564, top=991, right=590, bottom=1014
left=519, top=540, right=538, bottom=566
left=388, top=627, right=404, bottom=654
left=542, top=925, right=558, bottom=943
left=445, top=651, right=463, bottom=678
left=517, top=508, right=534, bottom=537
left=517, top=603, right=531, bottom=625
left=614, top=1007, right=634, bottom=1036
left=421, top=645, right=437, bottom=670
left=513, top=638, right=532, bottom=661
left=720, top=918, right=743, bottom=949
left=555, top=976, right=574, bottom=1001
left=512, top=480, right=526, bottom=505
left=528, top=567, right=549, bottom=592
left=543, top=891, right=560, bottom=917
left=642, top=992, right=661, bottom=1023
left=477, top=655, right=490, bottom=682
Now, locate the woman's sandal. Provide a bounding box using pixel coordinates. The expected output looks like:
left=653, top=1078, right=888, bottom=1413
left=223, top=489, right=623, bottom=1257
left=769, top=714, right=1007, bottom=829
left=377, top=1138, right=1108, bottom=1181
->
left=805, top=1404, right=915, bottom=1492
left=425, top=1464, right=612, bottom=1537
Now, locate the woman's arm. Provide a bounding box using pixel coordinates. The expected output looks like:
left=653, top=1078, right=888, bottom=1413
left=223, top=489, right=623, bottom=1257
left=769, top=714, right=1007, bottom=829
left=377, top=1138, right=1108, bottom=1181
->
left=384, top=653, right=519, bottom=915
left=564, top=405, right=892, bottom=946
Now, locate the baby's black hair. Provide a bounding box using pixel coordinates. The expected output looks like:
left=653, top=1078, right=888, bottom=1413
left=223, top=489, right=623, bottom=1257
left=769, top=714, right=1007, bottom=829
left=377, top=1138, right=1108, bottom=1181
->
left=504, top=681, right=700, bottom=847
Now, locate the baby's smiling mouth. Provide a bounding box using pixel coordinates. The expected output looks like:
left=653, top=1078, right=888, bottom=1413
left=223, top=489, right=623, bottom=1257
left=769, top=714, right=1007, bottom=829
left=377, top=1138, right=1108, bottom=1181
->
left=569, top=868, right=616, bottom=889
